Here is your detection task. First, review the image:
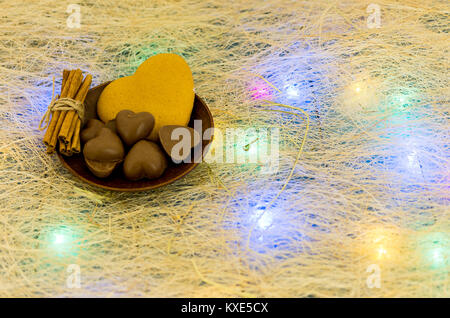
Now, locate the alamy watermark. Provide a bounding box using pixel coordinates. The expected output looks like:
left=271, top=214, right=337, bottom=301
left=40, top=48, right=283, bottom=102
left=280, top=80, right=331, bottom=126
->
left=366, top=264, right=381, bottom=288
left=366, top=4, right=381, bottom=29
left=66, top=264, right=81, bottom=289
left=167, top=120, right=280, bottom=174
left=66, top=4, right=81, bottom=29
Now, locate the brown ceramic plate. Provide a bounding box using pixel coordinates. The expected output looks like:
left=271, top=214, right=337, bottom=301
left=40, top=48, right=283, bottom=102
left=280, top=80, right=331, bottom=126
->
left=58, top=82, right=214, bottom=191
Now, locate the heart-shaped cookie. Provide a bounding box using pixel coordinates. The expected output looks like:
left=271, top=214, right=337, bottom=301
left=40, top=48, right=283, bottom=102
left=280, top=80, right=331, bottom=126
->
left=116, top=110, right=155, bottom=146
left=81, top=119, right=104, bottom=143
left=123, top=140, right=168, bottom=181
left=83, top=128, right=125, bottom=178
left=158, top=125, right=201, bottom=163
left=97, top=53, right=195, bottom=140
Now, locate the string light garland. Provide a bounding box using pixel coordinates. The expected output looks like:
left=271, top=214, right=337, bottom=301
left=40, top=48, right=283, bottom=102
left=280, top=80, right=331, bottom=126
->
left=0, top=0, right=448, bottom=297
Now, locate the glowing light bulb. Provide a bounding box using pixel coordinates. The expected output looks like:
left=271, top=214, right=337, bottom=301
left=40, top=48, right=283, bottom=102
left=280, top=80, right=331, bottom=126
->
left=43, top=226, right=80, bottom=257
left=286, top=86, right=299, bottom=97
left=257, top=212, right=272, bottom=230
left=355, top=86, right=361, bottom=93
left=254, top=206, right=272, bottom=230
left=53, top=233, right=66, bottom=245
left=364, top=227, right=402, bottom=262
left=426, top=247, right=447, bottom=269
left=250, top=82, right=272, bottom=100
left=377, top=246, right=388, bottom=259
left=387, top=90, right=417, bottom=111
left=407, top=152, right=416, bottom=167
left=418, top=233, right=448, bottom=269
left=432, top=249, right=443, bottom=263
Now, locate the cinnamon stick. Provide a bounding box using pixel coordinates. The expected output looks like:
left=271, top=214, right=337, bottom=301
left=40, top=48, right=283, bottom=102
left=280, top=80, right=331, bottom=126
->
left=59, top=74, right=92, bottom=144
left=65, top=114, right=79, bottom=146
left=59, top=139, right=72, bottom=156
left=59, top=140, right=66, bottom=155
left=71, top=119, right=82, bottom=153
left=62, top=69, right=70, bottom=95
left=67, top=74, right=92, bottom=149
left=43, top=69, right=70, bottom=151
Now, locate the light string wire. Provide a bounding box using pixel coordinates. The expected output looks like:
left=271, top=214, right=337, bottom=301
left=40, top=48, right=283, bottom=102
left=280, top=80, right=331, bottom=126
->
left=245, top=75, right=310, bottom=251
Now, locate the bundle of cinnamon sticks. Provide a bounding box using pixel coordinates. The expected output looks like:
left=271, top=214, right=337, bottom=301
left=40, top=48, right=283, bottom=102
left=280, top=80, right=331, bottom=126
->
left=43, top=69, right=92, bottom=156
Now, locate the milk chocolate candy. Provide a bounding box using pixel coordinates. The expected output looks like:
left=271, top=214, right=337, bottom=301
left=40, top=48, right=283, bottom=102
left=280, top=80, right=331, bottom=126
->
left=116, top=110, right=155, bottom=146
left=158, top=125, right=201, bottom=163
left=105, top=119, right=117, bottom=134
left=83, top=128, right=125, bottom=178
left=123, top=140, right=168, bottom=181
left=81, top=119, right=104, bottom=143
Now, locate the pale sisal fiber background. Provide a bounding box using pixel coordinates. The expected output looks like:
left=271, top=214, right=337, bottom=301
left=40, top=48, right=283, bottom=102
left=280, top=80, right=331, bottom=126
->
left=0, top=0, right=448, bottom=297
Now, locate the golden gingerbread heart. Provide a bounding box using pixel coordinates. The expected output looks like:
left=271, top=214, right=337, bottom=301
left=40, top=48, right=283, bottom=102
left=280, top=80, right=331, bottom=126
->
left=97, top=53, right=195, bottom=140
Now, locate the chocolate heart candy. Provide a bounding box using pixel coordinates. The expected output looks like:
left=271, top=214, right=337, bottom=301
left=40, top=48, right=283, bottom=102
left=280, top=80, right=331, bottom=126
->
left=105, top=119, right=117, bottom=134
left=116, top=110, right=155, bottom=146
left=81, top=119, right=105, bottom=143
left=158, top=125, right=201, bottom=163
left=123, top=140, right=168, bottom=181
left=83, top=128, right=125, bottom=178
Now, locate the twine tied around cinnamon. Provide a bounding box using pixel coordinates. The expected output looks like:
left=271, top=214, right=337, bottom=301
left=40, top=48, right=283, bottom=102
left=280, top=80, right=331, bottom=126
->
left=39, top=94, right=85, bottom=131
